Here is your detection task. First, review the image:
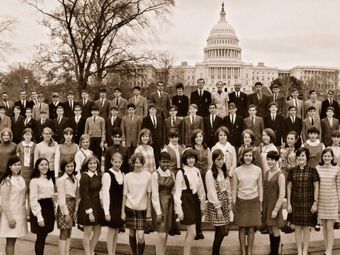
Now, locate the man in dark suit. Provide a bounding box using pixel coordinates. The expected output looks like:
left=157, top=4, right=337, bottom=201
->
left=243, top=104, right=264, bottom=146
left=223, top=103, right=243, bottom=149
left=35, top=110, right=53, bottom=143
left=190, top=78, right=212, bottom=117
left=11, top=106, right=25, bottom=144
left=95, top=88, right=111, bottom=120
left=164, top=105, right=183, bottom=144
left=228, top=83, right=248, bottom=118
left=269, top=83, right=286, bottom=117
left=182, top=104, right=204, bottom=147
left=14, top=90, right=34, bottom=116
left=63, top=91, right=77, bottom=118
left=264, top=102, right=284, bottom=147
left=321, top=89, right=340, bottom=119
left=171, top=83, right=189, bottom=117
left=203, top=103, right=223, bottom=148
left=150, top=81, right=171, bottom=120
left=321, top=106, right=339, bottom=147
left=22, top=107, right=37, bottom=135
left=284, top=105, right=303, bottom=148
left=105, top=105, right=122, bottom=147
left=49, top=92, right=62, bottom=120
left=142, top=103, right=165, bottom=164
left=69, top=104, right=86, bottom=145
left=0, top=92, right=14, bottom=117
left=81, top=90, right=94, bottom=119
left=110, top=88, right=128, bottom=118
left=52, top=106, right=70, bottom=143
left=302, top=106, right=321, bottom=142
left=247, top=82, right=270, bottom=118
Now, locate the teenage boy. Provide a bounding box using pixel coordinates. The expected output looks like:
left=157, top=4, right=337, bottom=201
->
left=212, top=81, right=229, bottom=117
left=0, top=105, right=11, bottom=131
left=150, top=81, right=171, bottom=119
left=224, top=102, right=243, bottom=149
left=171, top=83, right=189, bottom=117
left=23, top=108, right=37, bottom=135
left=49, top=92, right=62, bottom=120
left=243, top=104, right=264, bottom=146
left=11, top=106, right=25, bottom=144
left=182, top=104, right=204, bottom=147
left=321, top=106, right=339, bottom=146
left=270, top=83, right=286, bottom=116
left=69, top=105, right=86, bottom=145
left=63, top=90, right=77, bottom=118
left=128, top=86, right=148, bottom=117
left=284, top=105, right=303, bottom=148
left=81, top=90, right=94, bottom=119
left=36, top=110, right=53, bottom=143
left=164, top=105, right=183, bottom=145
left=304, top=90, right=321, bottom=118
left=32, top=93, right=49, bottom=120
left=52, top=105, right=70, bottom=143
left=0, top=91, right=14, bottom=117
left=15, top=90, right=34, bottom=116
left=84, top=105, right=106, bottom=158
left=95, top=88, right=111, bottom=119
left=203, top=103, right=223, bottom=148
left=302, top=106, right=321, bottom=142
left=111, top=88, right=128, bottom=118
left=105, top=105, right=122, bottom=147
left=264, top=102, right=284, bottom=147
left=286, top=88, right=304, bottom=119
left=247, top=82, right=269, bottom=117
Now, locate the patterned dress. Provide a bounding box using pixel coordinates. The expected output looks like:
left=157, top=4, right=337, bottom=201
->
left=135, top=145, right=156, bottom=173
left=287, top=166, right=319, bottom=226
left=316, top=165, right=340, bottom=220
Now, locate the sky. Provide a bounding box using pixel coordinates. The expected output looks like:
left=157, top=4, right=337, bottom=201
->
left=1, top=0, right=340, bottom=71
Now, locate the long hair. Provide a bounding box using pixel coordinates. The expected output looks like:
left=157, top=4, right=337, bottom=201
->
left=190, top=129, right=208, bottom=149
left=31, top=158, right=54, bottom=181
left=0, top=127, right=13, bottom=143
left=80, top=155, right=101, bottom=175
left=42, top=127, right=56, bottom=147
left=60, top=159, right=77, bottom=177
left=319, top=148, right=337, bottom=166
left=0, top=155, right=21, bottom=184
left=211, top=149, right=228, bottom=179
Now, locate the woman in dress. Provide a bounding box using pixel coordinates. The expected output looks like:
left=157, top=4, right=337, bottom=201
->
left=151, top=151, right=176, bottom=255
left=77, top=155, right=104, bottom=255
left=121, top=153, right=151, bottom=255
left=287, top=147, right=319, bottom=255
left=329, top=130, right=340, bottom=165
left=262, top=151, right=285, bottom=255
left=0, top=128, right=17, bottom=176
left=232, top=147, right=263, bottom=255
left=302, top=127, right=325, bottom=168
left=56, top=159, right=78, bottom=255
left=206, top=149, right=232, bottom=255
left=55, top=128, right=79, bottom=177
left=280, top=131, right=298, bottom=178
left=211, top=126, right=237, bottom=177
left=102, top=152, right=125, bottom=255
left=174, top=149, right=206, bottom=255
left=16, top=128, right=36, bottom=187
left=0, top=156, right=27, bottom=255
left=260, top=128, right=278, bottom=175
left=191, top=129, right=211, bottom=240
left=34, top=127, right=59, bottom=180
left=74, top=134, right=93, bottom=179
left=135, top=128, right=157, bottom=174
left=29, top=158, right=55, bottom=255
left=316, top=148, right=340, bottom=255
left=237, top=129, right=261, bottom=167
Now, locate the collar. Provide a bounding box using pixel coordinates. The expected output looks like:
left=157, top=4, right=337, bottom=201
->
left=168, top=143, right=179, bottom=150
left=86, top=171, right=97, bottom=177
left=21, top=141, right=34, bottom=147
left=306, top=139, right=321, bottom=146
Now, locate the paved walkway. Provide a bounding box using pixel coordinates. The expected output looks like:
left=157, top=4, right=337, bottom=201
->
left=2, top=224, right=340, bottom=254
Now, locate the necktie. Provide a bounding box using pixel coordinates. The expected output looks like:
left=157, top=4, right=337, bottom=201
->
left=171, top=117, right=175, bottom=127
left=100, top=99, right=103, bottom=107
left=135, top=96, right=138, bottom=104
left=115, top=98, right=119, bottom=106
left=311, top=118, right=314, bottom=126
left=274, top=94, right=276, bottom=102
left=160, top=92, right=163, bottom=100
left=200, top=90, right=202, bottom=97
left=258, top=94, right=262, bottom=101
left=22, top=101, right=26, bottom=108
left=70, top=101, right=73, bottom=110
left=58, top=117, right=61, bottom=124
left=232, top=115, right=235, bottom=125
left=252, top=117, right=255, bottom=126
left=15, top=115, right=18, bottom=122
left=93, top=116, right=96, bottom=122
left=292, top=117, right=295, bottom=124
left=211, top=115, right=214, bottom=127
left=294, top=99, right=298, bottom=108
left=330, top=99, right=333, bottom=105
left=236, top=92, right=239, bottom=98
left=39, top=103, right=41, bottom=110
left=83, top=100, right=86, bottom=106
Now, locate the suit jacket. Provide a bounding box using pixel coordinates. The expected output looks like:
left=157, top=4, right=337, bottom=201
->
left=81, top=100, right=95, bottom=119
left=22, top=118, right=37, bottom=135
left=203, top=115, right=223, bottom=148
left=181, top=115, right=204, bottom=146
left=120, top=115, right=142, bottom=148
left=321, top=117, right=339, bottom=146
left=171, top=95, right=189, bottom=117
left=49, top=102, right=62, bottom=120
left=35, top=119, right=53, bottom=143
left=283, top=116, right=303, bottom=142
left=32, top=102, right=49, bottom=120
left=303, top=100, right=321, bottom=119
left=223, top=114, right=243, bottom=148
left=0, top=116, right=11, bottom=131
left=264, top=114, right=285, bottom=146
left=95, top=98, right=111, bottom=120
left=269, top=94, right=286, bottom=117
left=11, top=115, right=25, bottom=144
left=164, top=116, right=183, bottom=144
left=302, top=117, right=321, bottom=142
left=52, top=117, right=70, bottom=143
left=247, top=93, right=270, bottom=118
left=142, top=115, right=165, bottom=149
left=110, top=98, right=128, bottom=118
left=243, top=116, right=264, bottom=146
left=105, top=116, right=122, bottom=146
left=286, top=99, right=304, bottom=119
left=150, top=91, right=171, bottom=119
left=321, top=99, right=340, bottom=120
left=0, top=100, right=14, bottom=117
left=190, top=90, right=212, bottom=117
left=14, top=100, right=34, bottom=116
left=69, top=116, right=86, bottom=145
left=63, top=100, right=78, bottom=118
left=128, top=96, right=148, bottom=118
left=228, top=91, right=248, bottom=118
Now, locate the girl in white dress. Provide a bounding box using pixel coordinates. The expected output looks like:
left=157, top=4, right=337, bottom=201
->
left=0, top=155, right=27, bottom=255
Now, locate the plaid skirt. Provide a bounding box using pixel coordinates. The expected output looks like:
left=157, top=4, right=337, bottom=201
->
left=206, top=191, right=230, bottom=226
left=56, top=198, right=76, bottom=230
left=125, top=206, right=146, bottom=230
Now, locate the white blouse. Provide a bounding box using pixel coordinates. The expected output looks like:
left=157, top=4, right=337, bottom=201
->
left=102, top=169, right=124, bottom=215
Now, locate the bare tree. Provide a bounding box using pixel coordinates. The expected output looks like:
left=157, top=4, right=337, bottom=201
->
left=27, top=0, right=174, bottom=95
left=0, top=16, right=16, bottom=58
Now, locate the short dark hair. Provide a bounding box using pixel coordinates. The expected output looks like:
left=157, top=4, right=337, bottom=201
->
left=248, top=104, right=257, bottom=110
left=111, top=127, right=122, bottom=137
left=215, top=126, right=230, bottom=138
left=288, top=105, right=296, bottom=111
left=127, top=103, right=136, bottom=109
left=254, top=81, right=263, bottom=87
left=114, top=87, right=121, bottom=92
left=176, top=83, right=184, bottom=90
left=182, top=148, right=198, bottom=165
left=307, top=126, right=320, bottom=135
left=307, top=106, right=316, bottom=112
left=239, top=147, right=255, bottom=165
left=296, top=147, right=310, bottom=160
left=133, top=86, right=141, bottom=91
left=159, top=151, right=171, bottom=161
left=99, top=88, right=107, bottom=93
left=266, top=150, right=280, bottom=161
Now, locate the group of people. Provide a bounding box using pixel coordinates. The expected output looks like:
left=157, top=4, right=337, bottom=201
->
left=0, top=78, right=340, bottom=255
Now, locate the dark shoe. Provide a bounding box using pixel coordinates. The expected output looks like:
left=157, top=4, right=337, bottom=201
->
left=174, top=229, right=181, bottom=235
left=334, top=222, right=340, bottom=229
left=260, top=228, right=269, bottom=234
left=119, top=226, right=126, bottom=233
left=195, top=232, right=204, bottom=240
left=144, top=229, right=150, bottom=234
left=77, top=224, right=84, bottom=232
left=168, top=229, right=176, bottom=236
left=314, top=223, right=321, bottom=232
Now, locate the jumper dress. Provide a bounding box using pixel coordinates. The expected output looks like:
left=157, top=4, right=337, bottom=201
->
left=152, top=170, right=175, bottom=232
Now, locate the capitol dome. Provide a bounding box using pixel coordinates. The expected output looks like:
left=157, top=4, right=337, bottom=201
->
left=203, top=3, right=242, bottom=64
